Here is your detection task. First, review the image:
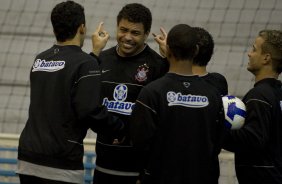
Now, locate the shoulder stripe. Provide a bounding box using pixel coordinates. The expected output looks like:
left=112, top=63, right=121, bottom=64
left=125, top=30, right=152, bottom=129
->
left=75, top=74, right=101, bottom=84
left=136, top=100, right=157, bottom=114
left=102, top=81, right=143, bottom=87
left=246, top=98, right=272, bottom=107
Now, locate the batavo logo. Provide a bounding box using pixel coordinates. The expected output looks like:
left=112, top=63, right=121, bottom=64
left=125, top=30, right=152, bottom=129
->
left=102, top=84, right=135, bottom=115
left=166, top=91, right=209, bottom=108
left=32, top=59, right=65, bottom=72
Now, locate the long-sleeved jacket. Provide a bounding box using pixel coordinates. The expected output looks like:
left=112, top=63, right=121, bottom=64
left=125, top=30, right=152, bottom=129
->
left=224, top=78, right=282, bottom=184
left=94, top=45, right=168, bottom=177
left=18, top=45, right=123, bottom=183
left=130, top=73, right=226, bottom=184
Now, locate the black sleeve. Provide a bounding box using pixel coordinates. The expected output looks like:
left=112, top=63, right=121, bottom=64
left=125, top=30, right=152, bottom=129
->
left=72, top=59, right=124, bottom=137
left=89, top=52, right=101, bottom=65
left=130, top=87, right=158, bottom=178
left=130, top=87, right=158, bottom=147
left=223, top=96, right=271, bottom=152
left=161, top=58, right=170, bottom=75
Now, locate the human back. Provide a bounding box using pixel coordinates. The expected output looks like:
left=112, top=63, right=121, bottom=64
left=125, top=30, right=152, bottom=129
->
left=133, top=74, right=225, bottom=184
left=17, top=1, right=124, bottom=183
left=130, top=24, right=226, bottom=184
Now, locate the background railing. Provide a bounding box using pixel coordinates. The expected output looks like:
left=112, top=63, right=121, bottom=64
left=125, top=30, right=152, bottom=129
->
left=0, top=133, right=238, bottom=184
left=0, top=133, right=96, bottom=184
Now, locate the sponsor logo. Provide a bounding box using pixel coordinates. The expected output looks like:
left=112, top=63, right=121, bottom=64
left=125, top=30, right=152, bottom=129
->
left=135, top=64, right=149, bottom=82
left=166, top=91, right=209, bottom=108
left=89, top=70, right=100, bottom=74
left=102, top=84, right=135, bottom=115
left=32, top=59, right=65, bottom=72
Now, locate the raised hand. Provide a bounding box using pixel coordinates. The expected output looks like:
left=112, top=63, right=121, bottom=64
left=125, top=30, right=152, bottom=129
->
left=152, top=27, right=167, bottom=58
left=92, top=22, right=110, bottom=56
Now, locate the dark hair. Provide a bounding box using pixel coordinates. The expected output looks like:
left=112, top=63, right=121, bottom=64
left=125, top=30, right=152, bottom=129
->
left=51, top=1, right=85, bottom=42
left=167, top=24, right=198, bottom=61
left=193, top=27, right=214, bottom=66
left=117, top=3, right=152, bottom=33
left=259, top=30, right=282, bottom=74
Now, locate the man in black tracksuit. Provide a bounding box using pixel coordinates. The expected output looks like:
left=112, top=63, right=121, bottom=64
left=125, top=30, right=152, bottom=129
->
left=130, top=24, right=226, bottom=184
left=90, top=3, right=169, bottom=184
left=17, top=1, right=123, bottom=184
left=192, top=27, right=228, bottom=97
left=223, top=30, right=282, bottom=184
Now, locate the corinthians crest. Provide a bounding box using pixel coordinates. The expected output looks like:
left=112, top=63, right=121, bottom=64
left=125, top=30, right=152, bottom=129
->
left=135, top=63, right=149, bottom=82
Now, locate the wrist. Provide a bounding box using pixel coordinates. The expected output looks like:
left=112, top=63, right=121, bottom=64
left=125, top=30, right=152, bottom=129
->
left=92, top=48, right=101, bottom=57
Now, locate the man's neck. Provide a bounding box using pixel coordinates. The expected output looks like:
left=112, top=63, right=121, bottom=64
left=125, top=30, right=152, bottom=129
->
left=56, top=40, right=80, bottom=46
left=254, top=70, right=278, bottom=83
left=169, top=60, right=193, bottom=76
left=255, top=74, right=278, bottom=83
left=192, top=65, right=208, bottom=76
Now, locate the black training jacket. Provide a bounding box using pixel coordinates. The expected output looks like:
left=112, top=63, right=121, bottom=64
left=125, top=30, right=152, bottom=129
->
left=130, top=73, right=226, bottom=184
left=224, top=78, right=282, bottom=183
left=18, top=45, right=123, bottom=170
left=94, top=45, right=168, bottom=175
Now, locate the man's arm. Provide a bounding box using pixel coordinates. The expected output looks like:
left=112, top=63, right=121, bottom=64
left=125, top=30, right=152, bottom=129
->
left=72, top=60, right=124, bottom=136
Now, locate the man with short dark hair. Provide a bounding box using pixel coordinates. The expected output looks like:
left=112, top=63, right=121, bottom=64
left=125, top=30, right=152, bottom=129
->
left=17, top=1, right=123, bottom=183
left=91, top=3, right=168, bottom=184
left=130, top=24, right=226, bottom=184
left=193, top=27, right=228, bottom=96
left=154, top=26, right=228, bottom=96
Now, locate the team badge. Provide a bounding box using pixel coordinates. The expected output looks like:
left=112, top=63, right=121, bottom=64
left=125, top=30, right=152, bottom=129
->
left=113, top=84, right=128, bottom=101
left=135, top=64, right=149, bottom=82
left=102, top=84, right=135, bottom=115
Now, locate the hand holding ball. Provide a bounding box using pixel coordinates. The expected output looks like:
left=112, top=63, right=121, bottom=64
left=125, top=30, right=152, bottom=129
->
left=222, top=95, right=246, bottom=130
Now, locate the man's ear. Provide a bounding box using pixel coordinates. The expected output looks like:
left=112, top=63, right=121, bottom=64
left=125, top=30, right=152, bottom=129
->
left=144, top=31, right=150, bottom=40
left=166, top=45, right=171, bottom=58
left=79, top=24, right=86, bottom=35
left=194, top=44, right=199, bottom=58
left=263, top=53, right=272, bottom=64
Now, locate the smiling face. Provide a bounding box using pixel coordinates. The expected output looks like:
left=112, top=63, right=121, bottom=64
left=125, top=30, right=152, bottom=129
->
left=116, top=19, right=149, bottom=57
left=247, top=36, right=266, bottom=75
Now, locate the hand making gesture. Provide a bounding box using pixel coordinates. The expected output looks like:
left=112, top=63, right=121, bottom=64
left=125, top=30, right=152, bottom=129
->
left=152, top=27, right=167, bottom=58
left=92, top=22, right=110, bottom=56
